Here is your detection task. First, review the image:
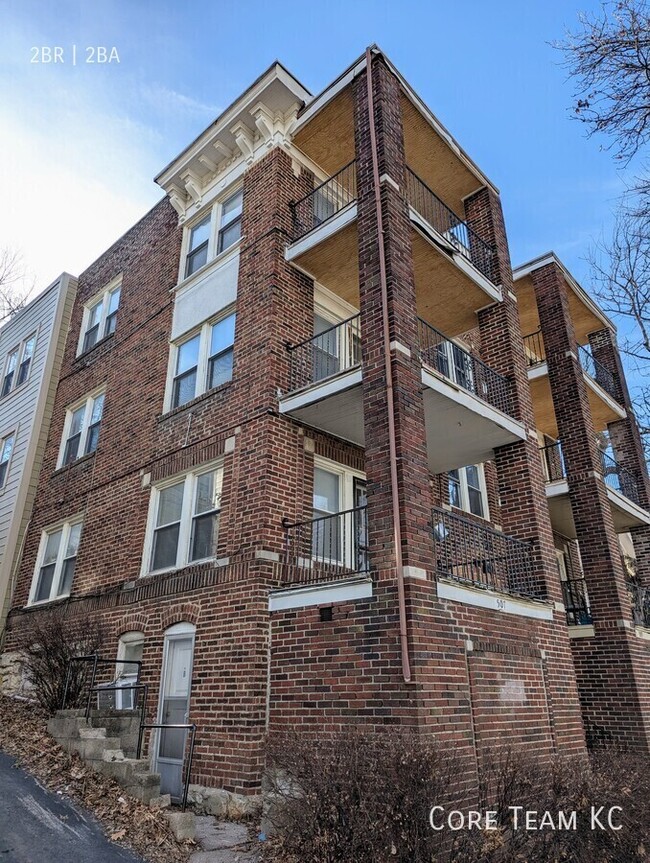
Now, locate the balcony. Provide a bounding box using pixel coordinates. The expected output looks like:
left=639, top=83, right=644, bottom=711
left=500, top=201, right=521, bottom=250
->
left=279, top=317, right=526, bottom=473
left=523, top=330, right=626, bottom=437
left=405, top=168, right=502, bottom=335
left=562, top=577, right=592, bottom=627
left=286, top=162, right=360, bottom=309
left=632, top=584, right=650, bottom=629
left=282, top=506, right=369, bottom=575
left=432, top=507, right=539, bottom=600
left=540, top=441, right=650, bottom=536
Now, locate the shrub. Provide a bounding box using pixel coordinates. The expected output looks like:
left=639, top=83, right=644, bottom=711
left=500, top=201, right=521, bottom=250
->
left=16, top=608, right=105, bottom=714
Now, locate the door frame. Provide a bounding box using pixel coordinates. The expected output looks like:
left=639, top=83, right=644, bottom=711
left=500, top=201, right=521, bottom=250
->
left=152, top=622, right=196, bottom=788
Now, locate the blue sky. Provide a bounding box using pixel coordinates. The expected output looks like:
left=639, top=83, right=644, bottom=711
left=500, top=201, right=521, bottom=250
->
left=0, top=1, right=633, bottom=315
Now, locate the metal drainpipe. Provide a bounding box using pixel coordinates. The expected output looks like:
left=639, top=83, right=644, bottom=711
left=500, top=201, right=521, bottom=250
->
left=365, top=46, right=412, bottom=684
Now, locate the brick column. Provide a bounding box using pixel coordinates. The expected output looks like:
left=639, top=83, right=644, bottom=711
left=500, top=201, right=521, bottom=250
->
left=589, top=328, right=650, bottom=587
left=228, top=148, right=315, bottom=559
left=465, top=188, right=561, bottom=602
left=353, top=55, right=432, bottom=575
left=532, top=262, right=650, bottom=749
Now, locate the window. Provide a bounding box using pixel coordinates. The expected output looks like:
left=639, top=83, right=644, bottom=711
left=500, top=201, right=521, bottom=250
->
left=80, top=280, right=121, bottom=353
left=170, top=312, right=235, bottom=409
left=1, top=333, right=37, bottom=397
left=115, top=632, right=144, bottom=710
left=144, top=464, right=223, bottom=574
left=182, top=188, right=243, bottom=280
left=0, top=432, right=15, bottom=488
left=312, top=458, right=367, bottom=570
left=30, top=519, right=82, bottom=604
left=448, top=464, right=488, bottom=519
left=59, top=391, right=105, bottom=467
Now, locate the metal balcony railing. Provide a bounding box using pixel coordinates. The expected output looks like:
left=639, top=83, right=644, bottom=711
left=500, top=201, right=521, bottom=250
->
left=405, top=167, right=496, bottom=284
left=600, top=450, right=640, bottom=504
left=632, top=584, right=650, bottom=628
left=562, top=577, right=592, bottom=626
left=523, top=330, right=546, bottom=366
left=286, top=314, right=361, bottom=393
left=540, top=441, right=566, bottom=483
left=418, top=319, right=512, bottom=416
left=578, top=344, right=618, bottom=399
left=432, top=507, right=538, bottom=598
left=290, top=161, right=357, bottom=241
left=283, top=506, right=369, bottom=573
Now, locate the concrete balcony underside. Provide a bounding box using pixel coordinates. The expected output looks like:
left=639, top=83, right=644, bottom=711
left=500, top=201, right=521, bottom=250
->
left=545, top=479, right=650, bottom=537
left=279, top=363, right=525, bottom=473
left=528, top=362, right=626, bottom=438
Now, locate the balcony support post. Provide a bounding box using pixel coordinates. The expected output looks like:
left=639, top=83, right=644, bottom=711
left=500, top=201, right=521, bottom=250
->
left=531, top=260, right=650, bottom=750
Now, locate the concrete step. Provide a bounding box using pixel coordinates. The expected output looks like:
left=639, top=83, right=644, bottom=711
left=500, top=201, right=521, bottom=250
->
left=76, top=736, right=122, bottom=761
left=78, top=727, right=107, bottom=740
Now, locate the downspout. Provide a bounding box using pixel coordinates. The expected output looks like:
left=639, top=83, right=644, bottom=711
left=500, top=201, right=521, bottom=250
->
left=365, top=46, right=412, bottom=684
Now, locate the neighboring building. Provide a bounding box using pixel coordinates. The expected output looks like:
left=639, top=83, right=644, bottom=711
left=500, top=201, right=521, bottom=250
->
left=4, top=47, right=649, bottom=803
left=0, top=273, right=77, bottom=650
left=514, top=253, right=650, bottom=748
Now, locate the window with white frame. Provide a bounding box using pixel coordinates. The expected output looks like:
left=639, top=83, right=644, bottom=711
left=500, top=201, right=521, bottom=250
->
left=183, top=188, right=243, bottom=279
left=116, top=632, right=144, bottom=709
left=169, top=311, right=235, bottom=409
left=312, top=458, right=367, bottom=570
left=0, top=432, right=15, bottom=488
left=143, top=464, right=223, bottom=575
left=448, top=464, right=488, bottom=519
left=30, top=519, right=82, bottom=604
left=79, top=280, right=121, bottom=354
left=59, top=391, right=105, bottom=467
left=1, top=333, right=36, bottom=398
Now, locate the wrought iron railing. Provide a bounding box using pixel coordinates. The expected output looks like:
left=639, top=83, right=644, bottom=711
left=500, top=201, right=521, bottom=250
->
left=290, top=161, right=357, bottom=241
left=418, top=319, right=512, bottom=416
left=562, top=577, right=592, bottom=626
left=578, top=345, right=618, bottom=399
left=540, top=441, right=566, bottom=483
left=283, top=506, right=369, bottom=573
left=405, top=167, right=496, bottom=284
left=523, top=330, right=546, bottom=366
left=600, top=450, right=640, bottom=503
left=137, top=723, right=196, bottom=812
left=432, top=507, right=538, bottom=598
left=286, top=314, right=361, bottom=393
left=62, top=654, right=144, bottom=719
left=632, top=584, right=650, bottom=628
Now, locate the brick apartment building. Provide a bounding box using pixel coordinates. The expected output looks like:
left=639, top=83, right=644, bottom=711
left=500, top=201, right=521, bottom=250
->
left=3, top=47, right=650, bottom=801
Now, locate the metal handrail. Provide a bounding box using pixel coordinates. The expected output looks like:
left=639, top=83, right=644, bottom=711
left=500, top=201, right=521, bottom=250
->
left=578, top=345, right=618, bottom=399
left=562, top=577, right=592, bottom=626
left=432, top=506, right=538, bottom=598
left=283, top=505, right=369, bottom=573
left=62, top=655, right=143, bottom=716
left=290, top=161, right=357, bottom=241
left=405, top=167, right=496, bottom=284
left=600, top=450, right=640, bottom=504
left=136, top=723, right=196, bottom=812
left=418, top=318, right=512, bottom=416
left=286, top=314, right=361, bottom=392
left=89, top=682, right=149, bottom=736
left=523, top=330, right=546, bottom=366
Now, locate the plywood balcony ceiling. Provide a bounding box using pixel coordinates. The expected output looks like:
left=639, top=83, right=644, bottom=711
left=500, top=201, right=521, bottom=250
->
left=293, top=88, right=356, bottom=175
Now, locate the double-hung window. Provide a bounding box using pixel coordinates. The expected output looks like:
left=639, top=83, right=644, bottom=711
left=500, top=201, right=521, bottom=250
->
left=448, top=464, right=488, bottom=519
left=59, top=391, right=105, bottom=466
left=0, top=432, right=15, bottom=488
left=144, top=464, right=223, bottom=574
left=1, top=333, right=36, bottom=397
left=30, top=519, right=82, bottom=604
left=170, top=312, right=235, bottom=409
left=182, top=188, right=243, bottom=280
left=80, top=280, right=121, bottom=353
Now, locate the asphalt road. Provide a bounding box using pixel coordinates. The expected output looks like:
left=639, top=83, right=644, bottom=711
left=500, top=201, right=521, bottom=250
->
left=0, top=751, right=144, bottom=863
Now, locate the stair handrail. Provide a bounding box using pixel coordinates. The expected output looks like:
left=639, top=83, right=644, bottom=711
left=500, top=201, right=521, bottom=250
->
left=136, top=722, right=197, bottom=812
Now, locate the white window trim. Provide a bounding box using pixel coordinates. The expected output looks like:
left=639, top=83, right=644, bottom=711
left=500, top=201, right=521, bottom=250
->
left=140, top=460, right=224, bottom=577
left=1, top=328, right=39, bottom=398
left=313, top=455, right=365, bottom=512
left=163, top=306, right=235, bottom=413
left=0, top=427, right=17, bottom=491
left=449, top=464, right=490, bottom=521
left=77, top=276, right=122, bottom=356
left=57, top=386, right=106, bottom=469
left=28, top=515, right=83, bottom=606
left=177, top=185, right=243, bottom=287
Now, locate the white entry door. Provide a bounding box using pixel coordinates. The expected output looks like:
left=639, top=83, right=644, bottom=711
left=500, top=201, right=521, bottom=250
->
left=155, top=631, right=194, bottom=801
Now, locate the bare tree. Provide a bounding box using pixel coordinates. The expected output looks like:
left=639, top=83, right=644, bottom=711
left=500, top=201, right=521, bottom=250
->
left=0, top=248, right=33, bottom=325
left=557, top=0, right=650, bottom=164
